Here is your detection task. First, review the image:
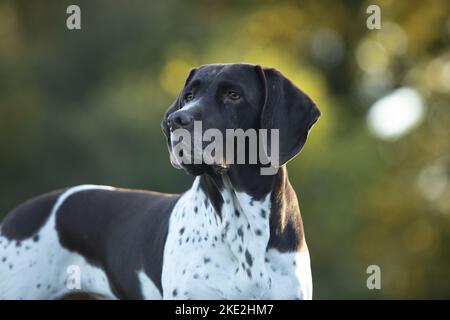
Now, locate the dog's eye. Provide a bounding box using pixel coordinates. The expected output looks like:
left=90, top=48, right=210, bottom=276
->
left=226, top=90, right=241, bottom=101
left=184, top=92, right=194, bottom=103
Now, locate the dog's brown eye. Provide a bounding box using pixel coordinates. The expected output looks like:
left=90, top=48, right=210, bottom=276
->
left=184, top=92, right=194, bottom=102
left=227, top=90, right=241, bottom=100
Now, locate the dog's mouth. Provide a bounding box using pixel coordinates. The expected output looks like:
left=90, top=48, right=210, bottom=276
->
left=169, top=132, right=228, bottom=176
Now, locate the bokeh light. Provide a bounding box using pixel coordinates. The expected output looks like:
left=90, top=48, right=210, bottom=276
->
left=367, top=87, right=425, bottom=140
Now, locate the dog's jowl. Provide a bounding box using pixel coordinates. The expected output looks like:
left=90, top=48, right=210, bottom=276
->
left=0, top=63, right=320, bottom=300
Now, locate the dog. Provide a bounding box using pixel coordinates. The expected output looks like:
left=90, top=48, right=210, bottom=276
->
left=0, top=63, right=320, bottom=299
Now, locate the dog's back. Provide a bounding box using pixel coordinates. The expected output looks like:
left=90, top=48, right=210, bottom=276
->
left=0, top=185, right=179, bottom=299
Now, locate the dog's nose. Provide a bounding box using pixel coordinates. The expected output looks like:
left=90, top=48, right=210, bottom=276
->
left=167, top=111, right=194, bottom=130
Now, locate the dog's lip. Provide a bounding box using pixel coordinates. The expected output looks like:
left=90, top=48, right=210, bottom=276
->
left=170, top=139, right=181, bottom=147
left=169, top=133, right=183, bottom=147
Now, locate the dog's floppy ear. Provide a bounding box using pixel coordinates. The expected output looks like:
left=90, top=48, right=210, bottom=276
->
left=161, top=67, right=198, bottom=141
left=255, top=66, right=320, bottom=166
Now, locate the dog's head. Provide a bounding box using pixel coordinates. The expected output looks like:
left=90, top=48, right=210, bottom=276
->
left=161, top=63, right=320, bottom=176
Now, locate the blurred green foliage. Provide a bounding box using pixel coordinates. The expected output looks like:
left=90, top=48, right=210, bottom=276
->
left=0, top=0, right=449, bottom=298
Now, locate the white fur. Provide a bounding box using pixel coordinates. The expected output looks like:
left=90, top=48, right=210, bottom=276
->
left=0, top=185, right=116, bottom=299
left=161, top=177, right=312, bottom=299
left=138, top=270, right=162, bottom=299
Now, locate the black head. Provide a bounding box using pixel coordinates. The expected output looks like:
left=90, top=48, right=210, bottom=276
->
left=161, top=63, right=320, bottom=176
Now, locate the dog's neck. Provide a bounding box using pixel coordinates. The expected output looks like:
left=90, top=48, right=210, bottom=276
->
left=198, top=164, right=305, bottom=260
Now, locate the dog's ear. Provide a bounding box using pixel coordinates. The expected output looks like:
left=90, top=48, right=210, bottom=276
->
left=161, top=67, right=198, bottom=140
left=255, top=66, right=320, bottom=166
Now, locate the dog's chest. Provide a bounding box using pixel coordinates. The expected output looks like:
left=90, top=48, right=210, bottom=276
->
left=159, top=179, right=309, bottom=299
left=162, top=191, right=263, bottom=298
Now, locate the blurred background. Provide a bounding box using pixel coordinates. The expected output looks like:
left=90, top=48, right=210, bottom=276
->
left=0, top=0, right=449, bottom=298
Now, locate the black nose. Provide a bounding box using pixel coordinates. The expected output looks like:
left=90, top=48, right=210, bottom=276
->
left=167, top=111, right=194, bottom=130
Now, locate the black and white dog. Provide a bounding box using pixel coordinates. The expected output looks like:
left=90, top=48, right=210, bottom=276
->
left=0, top=63, right=320, bottom=299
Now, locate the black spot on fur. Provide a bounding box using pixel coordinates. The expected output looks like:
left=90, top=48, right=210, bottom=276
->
left=172, top=289, right=177, bottom=297
left=260, top=209, right=267, bottom=218
left=203, top=257, right=211, bottom=264
left=32, top=235, right=39, bottom=242
left=237, top=227, right=243, bottom=239
left=235, top=209, right=240, bottom=217
left=246, top=269, right=252, bottom=278
left=255, top=229, right=262, bottom=236
left=179, top=227, right=185, bottom=235
left=245, top=250, right=253, bottom=267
